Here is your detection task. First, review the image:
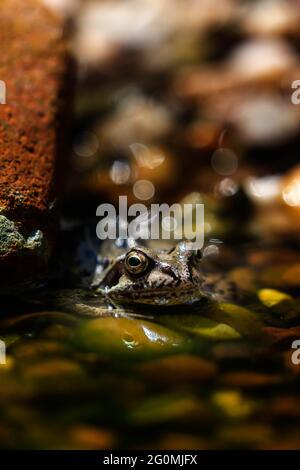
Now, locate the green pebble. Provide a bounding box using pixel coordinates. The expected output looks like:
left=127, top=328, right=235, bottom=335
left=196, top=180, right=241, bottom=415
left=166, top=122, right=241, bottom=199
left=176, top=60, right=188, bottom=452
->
left=211, top=303, right=263, bottom=337
left=129, top=393, right=206, bottom=424
left=161, top=313, right=241, bottom=341
left=185, top=318, right=241, bottom=341
left=75, top=317, right=185, bottom=356
left=258, top=289, right=299, bottom=319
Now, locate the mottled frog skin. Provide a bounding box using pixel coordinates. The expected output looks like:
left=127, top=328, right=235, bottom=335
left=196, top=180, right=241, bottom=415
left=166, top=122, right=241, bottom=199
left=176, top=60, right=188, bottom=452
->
left=93, top=240, right=236, bottom=306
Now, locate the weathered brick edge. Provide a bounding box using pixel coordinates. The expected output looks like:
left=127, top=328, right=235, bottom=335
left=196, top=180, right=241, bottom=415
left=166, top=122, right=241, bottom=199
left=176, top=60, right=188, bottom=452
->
left=0, top=0, right=72, bottom=290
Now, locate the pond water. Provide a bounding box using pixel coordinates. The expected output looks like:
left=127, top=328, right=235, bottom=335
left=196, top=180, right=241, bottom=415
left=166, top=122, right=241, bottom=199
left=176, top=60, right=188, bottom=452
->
left=1, top=238, right=300, bottom=450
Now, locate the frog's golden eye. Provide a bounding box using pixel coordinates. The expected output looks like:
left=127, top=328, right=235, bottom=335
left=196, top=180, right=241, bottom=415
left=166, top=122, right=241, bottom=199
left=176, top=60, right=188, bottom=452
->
left=125, top=251, right=149, bottom=275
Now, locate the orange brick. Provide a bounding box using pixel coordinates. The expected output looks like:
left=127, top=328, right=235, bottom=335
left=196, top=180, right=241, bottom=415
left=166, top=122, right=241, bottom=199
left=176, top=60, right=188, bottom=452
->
left=0, top=0, right=72, bottom=289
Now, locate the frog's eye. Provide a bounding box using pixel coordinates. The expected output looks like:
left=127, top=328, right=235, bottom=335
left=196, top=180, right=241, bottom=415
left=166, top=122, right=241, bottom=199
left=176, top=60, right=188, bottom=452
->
left=125, top=251, right=149, bottom=275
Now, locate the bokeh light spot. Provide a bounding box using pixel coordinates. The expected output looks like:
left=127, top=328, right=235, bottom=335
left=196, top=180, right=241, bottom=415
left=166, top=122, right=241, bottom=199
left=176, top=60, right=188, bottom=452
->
left=133, top=179, right=155, bottom=200
left=73, top=131, right=99, bottom=158
left=211, top=148, right=238, bottom=176
left=109, top=161, right=131, bottom=185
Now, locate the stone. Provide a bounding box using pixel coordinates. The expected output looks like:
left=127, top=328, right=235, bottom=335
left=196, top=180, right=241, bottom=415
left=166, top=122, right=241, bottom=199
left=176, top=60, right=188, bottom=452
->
left=75, top=317, right=185, bottom=356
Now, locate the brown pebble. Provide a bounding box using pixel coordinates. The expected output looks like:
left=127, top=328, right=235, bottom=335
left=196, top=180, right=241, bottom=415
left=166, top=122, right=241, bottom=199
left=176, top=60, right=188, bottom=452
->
left=22, top=359, right=82, bottom=380
left=220, top=371, right=285, bottom=388
left=156, top=433, right=209, bottom=450
left=138, top=354, right=217, bottom=385
left=70, top=426, right=115, bottom=450
left=263, top=326, right=300, bottom=345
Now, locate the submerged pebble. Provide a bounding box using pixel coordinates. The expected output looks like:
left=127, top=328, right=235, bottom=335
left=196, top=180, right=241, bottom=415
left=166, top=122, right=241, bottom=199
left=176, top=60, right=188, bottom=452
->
left=129, top=393, right=209, bottom=425
left=75, top=317, right=185, bottom=355
left=138, top=354, right=217, bottom=385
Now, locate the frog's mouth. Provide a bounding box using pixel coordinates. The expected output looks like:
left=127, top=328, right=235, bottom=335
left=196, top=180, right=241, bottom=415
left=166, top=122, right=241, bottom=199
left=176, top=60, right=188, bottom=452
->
left=99, top=284, right=202, bottom=306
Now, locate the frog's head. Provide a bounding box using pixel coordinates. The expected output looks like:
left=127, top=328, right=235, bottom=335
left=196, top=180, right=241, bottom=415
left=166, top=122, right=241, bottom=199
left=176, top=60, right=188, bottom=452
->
left=96, top=241, right=205, bottom=305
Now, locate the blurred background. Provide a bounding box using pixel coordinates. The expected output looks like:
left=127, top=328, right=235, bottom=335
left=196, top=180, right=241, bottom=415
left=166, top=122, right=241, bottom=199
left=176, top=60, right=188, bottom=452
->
left=47, top=0, right=300, bottom=240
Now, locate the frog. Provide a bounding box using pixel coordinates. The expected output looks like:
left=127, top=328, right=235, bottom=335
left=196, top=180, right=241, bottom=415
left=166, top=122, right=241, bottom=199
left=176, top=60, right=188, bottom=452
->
left=93, top=239, right=237, bottom=307
left=35, top=225, right=236, bottom=316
